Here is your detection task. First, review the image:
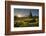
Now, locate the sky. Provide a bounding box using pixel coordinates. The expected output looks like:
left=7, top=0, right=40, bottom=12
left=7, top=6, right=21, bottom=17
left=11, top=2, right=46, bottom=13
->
left=14, top=8, right=39, bottom=17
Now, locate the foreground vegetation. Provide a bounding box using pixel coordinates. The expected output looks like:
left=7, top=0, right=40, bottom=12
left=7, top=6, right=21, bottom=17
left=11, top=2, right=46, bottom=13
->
left=14, top=16, right=39, bottom=27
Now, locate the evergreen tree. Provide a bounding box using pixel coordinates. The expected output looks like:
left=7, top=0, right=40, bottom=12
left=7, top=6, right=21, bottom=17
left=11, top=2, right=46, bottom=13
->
left=29, top=10, right=32, bottom=18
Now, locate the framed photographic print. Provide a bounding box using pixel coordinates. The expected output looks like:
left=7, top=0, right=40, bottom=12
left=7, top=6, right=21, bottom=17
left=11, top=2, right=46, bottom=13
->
left=5, top=1, right=45, bottom=35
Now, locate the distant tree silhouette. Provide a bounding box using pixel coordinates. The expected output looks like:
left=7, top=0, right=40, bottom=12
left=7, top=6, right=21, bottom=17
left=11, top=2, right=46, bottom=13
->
left=29, top=10, right=32, bottom=18
left=14, top=16, right=18, bottom=20
left=33, top=15, right=39, bottom=19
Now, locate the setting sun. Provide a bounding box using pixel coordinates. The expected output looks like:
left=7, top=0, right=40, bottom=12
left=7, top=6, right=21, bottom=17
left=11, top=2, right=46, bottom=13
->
left=17, top=14, right=22, bottom=17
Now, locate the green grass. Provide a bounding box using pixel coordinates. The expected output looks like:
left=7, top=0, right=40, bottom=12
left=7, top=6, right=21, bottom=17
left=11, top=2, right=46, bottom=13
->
left=14, top=17, right=39, bottom=27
